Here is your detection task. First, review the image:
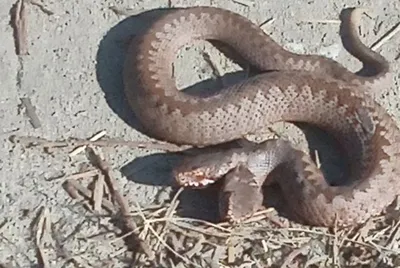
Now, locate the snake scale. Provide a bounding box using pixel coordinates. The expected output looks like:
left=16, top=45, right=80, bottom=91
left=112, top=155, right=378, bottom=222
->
left=123, top=6, right=400, bottom=227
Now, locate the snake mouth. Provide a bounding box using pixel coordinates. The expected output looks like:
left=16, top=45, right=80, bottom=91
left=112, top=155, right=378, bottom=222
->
left=175, top=171, right=219, bottom=188
left=183, top=178, right=216, bottom=188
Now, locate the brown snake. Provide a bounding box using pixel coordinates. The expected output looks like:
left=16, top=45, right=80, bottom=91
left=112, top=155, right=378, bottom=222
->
left=123, top=6, right=400, bottom=227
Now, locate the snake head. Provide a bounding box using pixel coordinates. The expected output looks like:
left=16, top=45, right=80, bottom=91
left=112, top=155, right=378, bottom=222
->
left=173, top=150, right=242, bottom=188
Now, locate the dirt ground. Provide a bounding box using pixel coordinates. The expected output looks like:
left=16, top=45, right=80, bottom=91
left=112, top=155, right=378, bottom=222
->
left=1, top=0, right=400, bottom=267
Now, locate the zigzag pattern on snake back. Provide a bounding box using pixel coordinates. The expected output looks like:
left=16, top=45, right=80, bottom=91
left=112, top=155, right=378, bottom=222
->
left=123, top=6, right=400, bottom=227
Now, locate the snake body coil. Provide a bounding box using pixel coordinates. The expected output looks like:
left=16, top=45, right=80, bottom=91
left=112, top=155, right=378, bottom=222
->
left=123, top=7, right=400, bottom=227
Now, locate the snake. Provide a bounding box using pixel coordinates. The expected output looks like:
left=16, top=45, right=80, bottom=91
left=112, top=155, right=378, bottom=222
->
left=123, top=6, right=400, bottom=227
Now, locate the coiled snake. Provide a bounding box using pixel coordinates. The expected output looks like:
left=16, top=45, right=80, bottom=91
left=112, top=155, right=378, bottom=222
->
left=123, top=7, right=400, bottom=227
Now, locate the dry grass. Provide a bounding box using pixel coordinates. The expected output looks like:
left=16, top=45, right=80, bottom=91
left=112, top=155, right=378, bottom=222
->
left=8, top=134, right=400, bottom=268
left=61, top=179, right=400, bottom=267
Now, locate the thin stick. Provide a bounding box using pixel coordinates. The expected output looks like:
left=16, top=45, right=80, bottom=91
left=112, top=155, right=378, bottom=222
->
left=259, top=18, right=275, bottom=29
left=63, top=170, right=100, bottom=181
left=371, top=22, right=400, bottom=50
left=145, top=216, right=233, bottom=234
left=10, top=0, right=28, bottom=55
left=10, top=135, right=189, bottom=152
left=332, top=216, right=339, bottom=267
left=20, top=97, right=41, bottom=129
left=202, top=51, right=224, bottom=88
left=28, top=0, right=54, bottom=15
left=93, top=174, right=105, bottom=212
left=64, top=179, right=115, bottom=213
left=231, top=0, right=254, bottom=7
left=300, top=19, right=340, bottom=24
left=69, top=130, right=106, bottom=156
left=86, top=146, right=155, bottom=260
left=160, top=220, right=233, bottom=239
left=34, top=207, right=51, bottom=268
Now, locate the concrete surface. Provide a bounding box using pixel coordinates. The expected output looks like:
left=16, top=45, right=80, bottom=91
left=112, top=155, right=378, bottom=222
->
left=0, top=0, right=399, bottom=266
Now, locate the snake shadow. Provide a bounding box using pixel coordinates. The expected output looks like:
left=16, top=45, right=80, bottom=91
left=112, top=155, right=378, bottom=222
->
left=96, top=8, right=166, bottom=130
left=96, top=7, right=360, bottom=223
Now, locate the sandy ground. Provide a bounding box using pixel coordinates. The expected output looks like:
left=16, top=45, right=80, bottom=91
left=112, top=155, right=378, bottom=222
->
left=1, top=0, right=399, bottom=267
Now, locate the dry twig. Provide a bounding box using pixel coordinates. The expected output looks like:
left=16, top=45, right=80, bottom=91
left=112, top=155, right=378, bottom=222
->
left=64, top=178, right=115, bottom=213
left=10, top=0, right=28, bottom=55
left=300, top=19, right=341, bottom=24
left=258, top=18, right=275, bottom=29
left=93, top=174, right=106, bottom=212
left=85, top=146, right=155, bottom=260
left=10, top=134, right=189, bottom=152
left=33, top=207, right=51, bottom=268
left=231, top=0, right=254, bottom=7
left=20, top=97, right=41, bottom=129
left=28, top=0, right=54, bottom=15
left=371, top=22, right=400, bottom=50
left=69, top=130, right=107, bottom=156
left=62, top=169, right=100, bottom=181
